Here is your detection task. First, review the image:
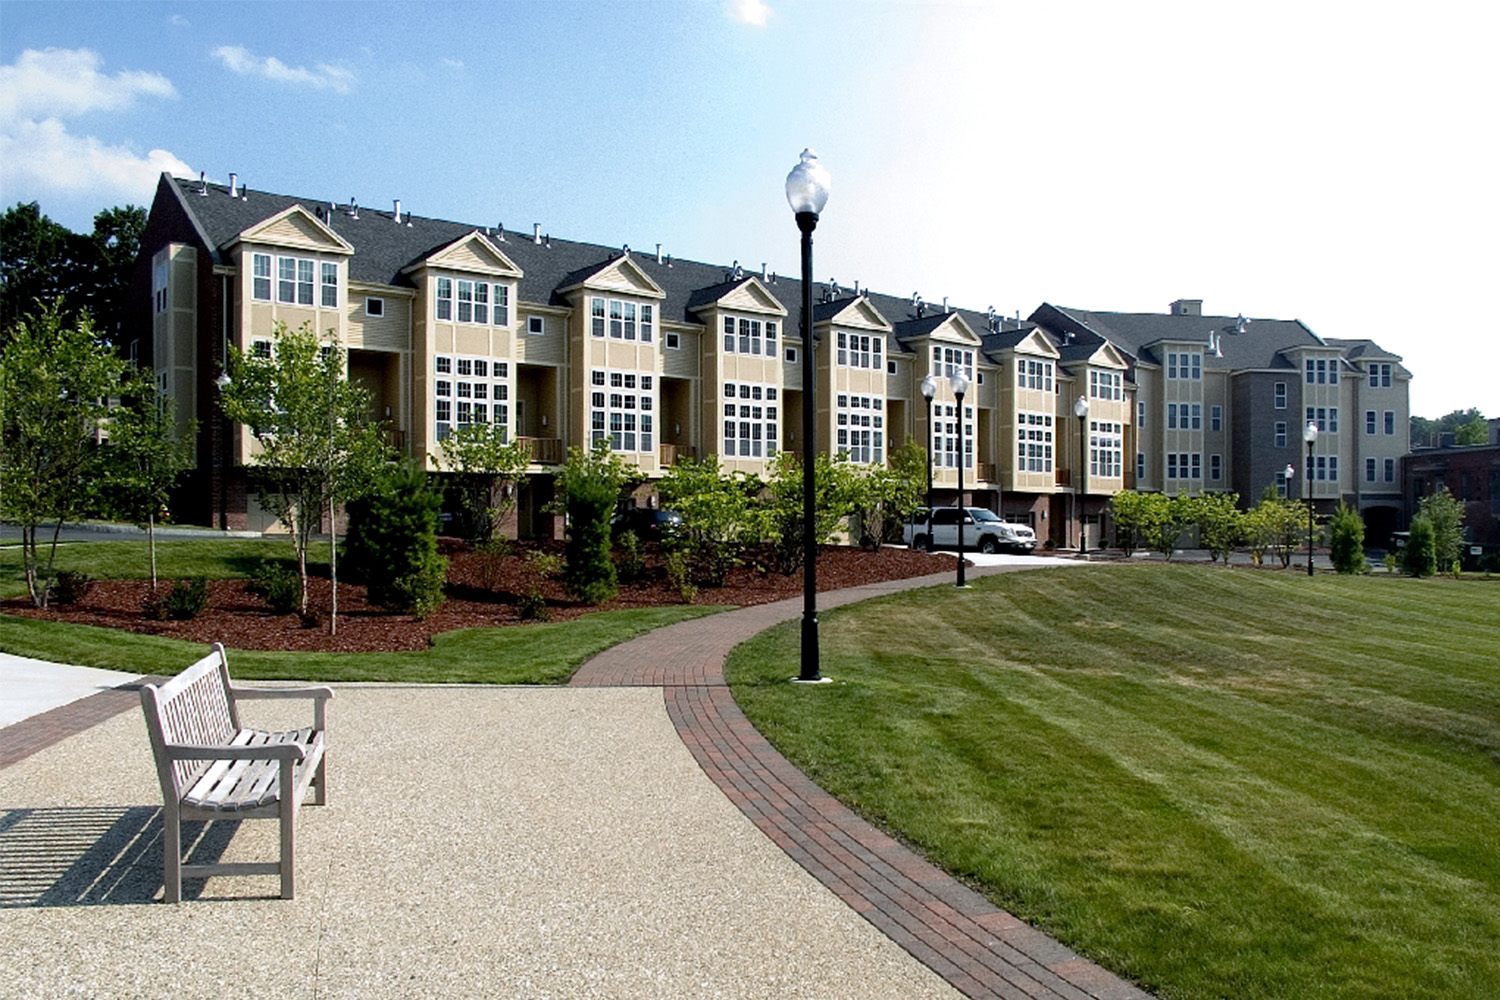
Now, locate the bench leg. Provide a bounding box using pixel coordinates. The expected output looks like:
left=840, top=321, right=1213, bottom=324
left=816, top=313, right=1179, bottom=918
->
left=280, top=758, right=296, bottom=899
left=312, top=751, right=327, bottom=806
left=162, top=803, right=182, bottom=904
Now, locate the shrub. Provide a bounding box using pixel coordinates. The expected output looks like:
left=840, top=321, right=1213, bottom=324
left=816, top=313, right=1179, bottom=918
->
left=1416, top=487, right=1465, bottom=575
left=664, top=549, right=698, bottom=604
left=658, top=455, right=760, bottom=585
left=472, top=537, right=513, bottom=591
left=551, top=442, right=636, bottom=604
left=144, top=578, right=209, bottom=620
left=52, top=570, right=93, bottom=605
left=1328, top=503, right=1367, bottom=574
left=517, top=550, right=561, bottom=621
left=343, top=461, right=448, bottom=615
left=615, top=530, right=647, bottom=583
left=248, top=559, right=302, bottom=614
left=1403, top=516, right=1437, bottom=577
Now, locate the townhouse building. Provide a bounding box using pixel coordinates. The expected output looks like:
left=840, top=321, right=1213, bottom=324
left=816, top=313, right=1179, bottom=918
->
left=132, top=172, right=1409, bottom=547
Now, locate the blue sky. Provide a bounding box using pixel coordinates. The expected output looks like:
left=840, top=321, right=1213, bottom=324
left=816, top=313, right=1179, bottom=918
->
left=3, top=0, right=1496, bottom=419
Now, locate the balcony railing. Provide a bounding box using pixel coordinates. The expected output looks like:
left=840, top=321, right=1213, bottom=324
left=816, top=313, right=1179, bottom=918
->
left=977, top=462, right=996, bottom=483
left=384, top=429, right=406, bottom=452
left=1055, top=468, right=1072, bottom=487
left=518, top=436, right=563, bottom=465
left=660, top=443, right=697, bottom=466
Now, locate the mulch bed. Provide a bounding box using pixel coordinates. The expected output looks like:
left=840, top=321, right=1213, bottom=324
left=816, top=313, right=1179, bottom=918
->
left=1, top=541, right=956, bottom=653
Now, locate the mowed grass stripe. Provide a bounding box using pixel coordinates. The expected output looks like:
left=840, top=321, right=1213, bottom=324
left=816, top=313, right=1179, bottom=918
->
left=725, top=564, right=1500, bottom=1000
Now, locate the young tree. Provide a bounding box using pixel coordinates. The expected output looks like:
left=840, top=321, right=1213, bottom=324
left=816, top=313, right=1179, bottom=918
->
left=220, top=322, right=390, bottom=633
left=550, top=440, right=637, bottom=604
left=765, top=451, right=862, bottom=574
left=1328, top=502, right=1367, bottom=574
left=1108, top=490, right=1151, bottom=556
left=342, top=461, right=447, bottom=617
left=103, top=373, right=198, bottom=590
left=1416, top=486, right=1466, bottom=574
left=0, top=302, right=128, bottom=605
left=853, top=440, right=927, bottom=548
left=657, top=455, right=761, bottom=585
left=1403, top=515, right=1437, bottom=577
left=437, top=422, right=530, bottom=543
left=1194, top=491, right=1244, bottom=563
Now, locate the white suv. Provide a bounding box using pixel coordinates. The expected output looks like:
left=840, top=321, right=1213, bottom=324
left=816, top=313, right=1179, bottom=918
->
left=904, top=506, right=1037, bottom=554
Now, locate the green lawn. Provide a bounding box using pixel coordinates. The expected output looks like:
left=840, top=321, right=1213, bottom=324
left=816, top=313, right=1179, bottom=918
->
left=725, top=565, right=1500, bottom=1000
left=0, top=538, right=719, bottom=683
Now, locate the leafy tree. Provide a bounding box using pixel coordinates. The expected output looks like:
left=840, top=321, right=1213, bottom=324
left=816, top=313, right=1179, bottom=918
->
left=1110, top=492, right=1189, bottom=559
left=1410, top=408, right=1488, bottom=449
left=0, top=302, right=128, bottom=605
left=437, top=422, right=530, bottom=543
left=102, top=373, right=198, bottom=590
left=1193, top=492, right=1244, bottom=563
left=220, top=321, right=390, bottom=633
left=657, top=455, right=761, bottom=585
left=1108, top=490, right=1151, bottom=556
left=550, top=440, right=637, bottom=604
left=342, top=461, right=447, bottom=617
left=1, top=202, right=145, bottom=346
left=1243, top=488, right=1301, bottom=568
left=765, top=451, right=862, bottom=574
left=1403, top=515, right=1437, bottom=577
left=852, top=440, right=927, bottom=548
left=1328, top=502, right=1367, bottom=574
left=1416, top=486, right=1466, bottom=575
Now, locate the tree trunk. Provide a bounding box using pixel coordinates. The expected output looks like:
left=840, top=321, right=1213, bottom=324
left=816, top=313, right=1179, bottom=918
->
left=297, top=510, right=310, bottom=616
left=148, top=512, right=158, bottom=590
left=23, top=524, right=40, bottom=608
left=328, top=496, right=338, bottom=636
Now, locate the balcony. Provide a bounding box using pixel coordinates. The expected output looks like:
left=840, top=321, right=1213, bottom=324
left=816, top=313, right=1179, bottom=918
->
left=518, top=436, right=564, bottom=465
left=1055, top=468, right=1072, bottom=487
left=977, top=462, right=996, bottom=483
left=660, top=443, right=698, bottom=466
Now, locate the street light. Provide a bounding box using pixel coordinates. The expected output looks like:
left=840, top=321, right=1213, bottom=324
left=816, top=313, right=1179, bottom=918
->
left=216, top=370, right=232, bottom=530
left=919, top=373, right=936, bottom=551
left=787, top=148, right=831, bottom=682
left=1074, top=395, right=1090, bottom=556
left=951, top=367, right=970, bottom=587
left=1283, top=463, right=1295, bottom=498
left=1303, top=420, right=1318, bottom=577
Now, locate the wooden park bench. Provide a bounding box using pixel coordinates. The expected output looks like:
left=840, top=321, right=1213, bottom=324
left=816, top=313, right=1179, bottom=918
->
left=139, top=643, right=332, bottom=901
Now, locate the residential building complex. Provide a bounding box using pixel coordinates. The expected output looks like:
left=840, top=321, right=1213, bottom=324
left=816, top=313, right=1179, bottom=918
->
left=133, top=172, right=1412, bottom=545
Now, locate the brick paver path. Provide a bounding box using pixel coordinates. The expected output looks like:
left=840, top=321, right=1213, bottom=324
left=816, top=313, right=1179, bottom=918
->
left=572, top=564, right=1155, bottom=1000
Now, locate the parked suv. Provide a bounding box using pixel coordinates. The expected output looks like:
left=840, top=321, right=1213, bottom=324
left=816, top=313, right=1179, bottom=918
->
left=904, top=506, right=1037, bottom=554
left=612, top=506, right=683, bottom=539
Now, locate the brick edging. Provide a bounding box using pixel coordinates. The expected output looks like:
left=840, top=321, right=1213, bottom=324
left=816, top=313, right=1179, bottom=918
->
left=0, top=685, right=142, bottom=770
left=572, top=565, right=1155, bottom=1000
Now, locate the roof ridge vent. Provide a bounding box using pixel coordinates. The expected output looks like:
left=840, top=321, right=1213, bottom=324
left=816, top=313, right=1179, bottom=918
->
left=732, top=261, right=743, bottom=280
left=1234, top=313, right=1250, bottom=334
left=853, top=280, right=860, bottom=296
left=228, top=173, right=238, bottom=198
left=393, top=199, right=402, bottom=224
left=656, top=243, right=663, bottom=264
left=942, top=296, right=949, bottom=314
left=761, top=262, right=768, bottom=281
left=347, top=197, right=358, bottom=219
left=533, top=223, right=542, bottom=245
left=622, top=244, right=630, bottom=257
left=495, top=223, right=505, bottom=241
left=197, top=171, right=208, bottom=196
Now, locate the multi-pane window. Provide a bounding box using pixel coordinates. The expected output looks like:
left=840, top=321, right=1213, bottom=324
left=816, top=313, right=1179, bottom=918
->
left=1016, top=412, right=1052, bottom=473
left=1276, top=468, right=1290, bottom=497
left=1384, top=411, right=1395, bottom=435
left=591, top=297, right=606, bottom=337
left=1305, top=357, right=1334, bottom=384
left=437, top=276, right=510, bottom=326
left=1366, top=410, right=1377, bottom=435
left=1210, top=405, right=1222, bottom=432
left=721, top=315, right=774, bottom=356
left=1137, top=453, right=1146, bottom=480
left=153, top=261, right=168, bottom=313
left=1015, top=356, right=1051, bottom=390
left=1274, top=381, right=1287, bottom=409
left=1137, top=400, right=1146, bottom=429
left=1305, top=406, right=1339, bottom=432
left=1166, top=453, right=1202, bottom=480
left=592, top=369, right=655, bottom=453
left=933, top=403, right=974, bottom=470
left=1368, top=363, right=1392, bottom=388
left=1167, top=352, right=1202, bottom=380
left=276, top=257, right=306, bottom=304
left=434, top=355, right=510, bottom=441
left=1167, top=403, right=1202, bottom=430
left=1089, top=370, right=1122, bottom=401
left=837, top=331, right=883, bottom=370
left=1384, top=458, right=1395, bottom=482
left=251, top=253, right=272, bottom=301
left=836, top=394, right=883, bottom=464
left=1366, top=457, right=1377, bottom=483
left=1314, top=455, right=1339, bottom=482
left=321, top=262, right=338, bottom=307
left=1089, top=421, right=1123, bottom=478
left=1275, top=421, right=1288, bottom=448
left=722, top=381, right=776, bottom=459
left=1210, top=454, right=1222, bottom=481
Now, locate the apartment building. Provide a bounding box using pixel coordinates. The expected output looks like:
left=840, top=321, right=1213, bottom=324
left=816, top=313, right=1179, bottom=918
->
left=132, top=172, right=1408, bottom=546
left=1028, top=300, right=1412, bottom=544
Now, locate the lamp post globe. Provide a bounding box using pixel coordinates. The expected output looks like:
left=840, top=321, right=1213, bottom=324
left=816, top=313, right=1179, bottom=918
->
left=1074, top=395, right=1090, bottom=555
left=920, top=374, right=937, bottom=551
left=788, top=149, right=829, bottom=682
left=1303, top=421, right=1319, bottom=577
left=1283, top=463, right=1295, bottom=498
left=950, top=368, right=970, bottom=587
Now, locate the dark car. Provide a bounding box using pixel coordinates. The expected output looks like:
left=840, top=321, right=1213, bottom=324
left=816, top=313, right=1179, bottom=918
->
left=613, top=507, right=683, bottom=538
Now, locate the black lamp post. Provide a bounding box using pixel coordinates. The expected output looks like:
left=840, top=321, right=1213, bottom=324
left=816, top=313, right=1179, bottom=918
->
left=1304, top=420, right=1318, bottom=576
left=920, top=373, right=936, bottom=550
left=1074, top=394, right=1090, bottom=556
left=951, top=367, right=970, bottom=587
left=787, top=148, right=830, bottom=682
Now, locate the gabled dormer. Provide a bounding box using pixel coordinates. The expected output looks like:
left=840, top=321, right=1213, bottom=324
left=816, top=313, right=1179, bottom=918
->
left=406, top=231, right=525, bottom=330
left=232, top=204, right=356, bottom=258
left=691, top=276, right=787, bottom=363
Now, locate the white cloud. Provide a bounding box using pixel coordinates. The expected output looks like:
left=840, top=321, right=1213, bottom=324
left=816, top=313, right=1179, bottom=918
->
left=0, top=48, right=192, bottom=204
left=212, top=44, right=354, bottom=93
left=169, top=14, right=190, bottom=27
left=0, top=47, right=176, bottom=124
left=0, top=118, right=193, bottom=196
left=442, top=57, right=465, bottom=70
left=727, top=0, right=772, bottom=28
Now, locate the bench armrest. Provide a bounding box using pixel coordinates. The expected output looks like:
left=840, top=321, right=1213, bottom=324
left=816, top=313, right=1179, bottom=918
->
left=228, top=684, right=332, bottom=731
left=165, top=742, right=306, bottom=762
left=229, top=685, right=334, bottom=702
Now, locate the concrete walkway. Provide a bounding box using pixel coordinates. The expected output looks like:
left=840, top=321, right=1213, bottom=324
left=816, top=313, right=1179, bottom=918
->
left=1, top=557, right=1149, bottom=1000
